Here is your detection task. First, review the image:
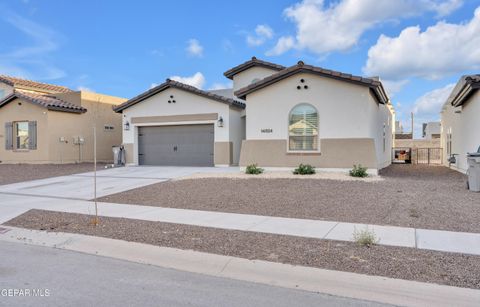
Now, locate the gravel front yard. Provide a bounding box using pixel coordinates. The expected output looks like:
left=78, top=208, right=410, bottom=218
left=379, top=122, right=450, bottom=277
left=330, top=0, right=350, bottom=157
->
left=0, top=163, right=107, bottom=185
left=5, top=209, right=480, bottom=290
left=99, top=165, right=480, bottom=233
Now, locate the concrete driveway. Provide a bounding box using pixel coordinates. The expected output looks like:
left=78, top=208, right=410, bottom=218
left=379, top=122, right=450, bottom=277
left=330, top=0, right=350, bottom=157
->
left=0, top=166, right=239, bottom=200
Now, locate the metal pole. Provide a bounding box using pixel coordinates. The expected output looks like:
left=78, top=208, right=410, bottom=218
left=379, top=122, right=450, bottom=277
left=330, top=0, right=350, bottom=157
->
left=93, top=126, right=98, bottom=226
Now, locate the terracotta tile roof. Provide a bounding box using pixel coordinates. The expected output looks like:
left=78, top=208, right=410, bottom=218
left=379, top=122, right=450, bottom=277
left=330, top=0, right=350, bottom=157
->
left=234, top=61, right=389, bottom=104
left=114, top=79, right=246, bottom=113
left=0, top=90, right=86, bottom=113
left=448, top=74, right=480, bottom=107
left=223, top=56, right=286, bottom=80
left=0, top=75, right=73, bottom=93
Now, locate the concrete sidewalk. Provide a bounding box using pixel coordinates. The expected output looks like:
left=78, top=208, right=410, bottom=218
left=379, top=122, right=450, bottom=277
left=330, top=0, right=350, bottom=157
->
left=1, top=193, right=480, bottom=256
left=1, top=226, right=479, bottom=307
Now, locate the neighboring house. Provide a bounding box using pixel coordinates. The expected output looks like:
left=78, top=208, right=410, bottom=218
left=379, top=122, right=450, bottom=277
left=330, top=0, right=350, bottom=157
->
left=441, top=75, right=480, bottom=173
left=422, top=122, right=441, bottom=139
left=0, top=75, right=126, bottom=164
left=114, top=57, right=394, bottom=173
left=395, top=121, right=404, bottom=134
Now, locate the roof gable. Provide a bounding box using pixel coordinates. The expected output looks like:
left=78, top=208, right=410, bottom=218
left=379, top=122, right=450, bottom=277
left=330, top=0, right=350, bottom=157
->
left=234, top=61, right=389, bottom=104
left=114, top=79, right=246, bottom=113
left=223, top=57, right=285, bottom=80
left=0, top=90, right=86, bottom=113
left=0, top=75, right=73, bottom=94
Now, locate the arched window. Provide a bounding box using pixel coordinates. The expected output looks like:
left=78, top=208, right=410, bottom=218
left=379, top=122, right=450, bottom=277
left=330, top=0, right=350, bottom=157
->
left=288, top=104, right=318, bottom=151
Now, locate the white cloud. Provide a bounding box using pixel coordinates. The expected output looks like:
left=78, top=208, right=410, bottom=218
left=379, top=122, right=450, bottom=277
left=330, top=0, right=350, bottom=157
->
left=413, top=83, right=455, bottom=115
left=381, top=80, right=410, bottom=97
left=170, top=72, right=206, bottom=89
left=77, top=86, right=93, bottom=92
left=0, top=12, right=65, bottom=80
left=266, top=36, right=295, bottom=56
left=271, top=0, right=463, bottom=55
left=209, top=81, right=233, bottom=90
left=246, top=24, right=274, bottom=47
left=364, top=7, right=480, bottom=80
left=186, top=39, right=203, bottom=57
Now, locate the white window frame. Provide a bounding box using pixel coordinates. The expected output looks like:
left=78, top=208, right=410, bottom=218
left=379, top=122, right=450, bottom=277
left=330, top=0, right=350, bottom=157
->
left=14, top=121, right=29, bottom=151
left=287, top=103, right=320, bottom=153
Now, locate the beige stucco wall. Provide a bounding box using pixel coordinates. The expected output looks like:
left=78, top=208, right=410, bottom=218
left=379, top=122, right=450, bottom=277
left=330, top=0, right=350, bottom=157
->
left=0, top=92, right=124, bottom=164
left=120, top=87, right=243, bottom=166
left=441, top=91, right=480, bottom=172
left=47, top=97, right=123, bottom=163
left=0, top=99, right=50, bottom=163
left=395, top=139, right=441, bottom=148
left=214, top=142, right=233, bottom=165
left=239, top=138, right=377, bottom=169
left=232, top=66, right=281, bottom=91
left=242, top=72, right=392, bottom=169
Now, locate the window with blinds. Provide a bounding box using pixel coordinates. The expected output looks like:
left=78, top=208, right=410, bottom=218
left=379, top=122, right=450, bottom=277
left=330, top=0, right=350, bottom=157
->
left=288, top=104, right=318, bottom=151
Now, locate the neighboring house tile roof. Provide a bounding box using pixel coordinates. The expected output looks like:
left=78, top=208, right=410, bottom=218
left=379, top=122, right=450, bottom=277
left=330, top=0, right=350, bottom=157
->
left=0, top=75, right=73, bottom=93
left=223, top=56, right=286, bottom=80
left=0, top=90, right=86, bottom=113
left=448, top=74, right=480, bottom=107
left=234, top=61, right=389, bottom=104
left=114, top=79, right=246, bottom=112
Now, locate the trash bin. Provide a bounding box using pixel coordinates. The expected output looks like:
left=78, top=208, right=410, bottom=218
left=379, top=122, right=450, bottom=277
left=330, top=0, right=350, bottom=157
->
left=112, top=145, right=125, bottom=167
left=467, top=149, right=480, bottom=192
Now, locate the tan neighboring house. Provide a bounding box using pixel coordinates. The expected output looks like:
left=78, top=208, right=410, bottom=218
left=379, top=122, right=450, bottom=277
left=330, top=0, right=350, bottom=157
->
left=441, top=75, right=480, bottom=173
left=114, top=57, right=394, bottom=174
left=0, top=75, right=126, bottom=164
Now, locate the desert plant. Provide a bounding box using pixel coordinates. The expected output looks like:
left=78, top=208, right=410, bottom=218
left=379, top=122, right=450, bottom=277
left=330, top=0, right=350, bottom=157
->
left=352, top=227, right=379, bottom=247
left=293, top=164, right=316, bottom=175
left=349, top=164, right=368, bottom=178
left=245, top=164, right=264, bottom=175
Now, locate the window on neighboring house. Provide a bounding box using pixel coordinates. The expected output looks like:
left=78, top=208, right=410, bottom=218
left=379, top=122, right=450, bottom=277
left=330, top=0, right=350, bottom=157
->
left=383, top=123, right=386, bottom=152
left=446, top=128, right=452, bottom=156
left=0, top=89, right=5, bottom=99
left=14, top=121, right=29, bottom=150
left=288, top=104, right=318, bottom=151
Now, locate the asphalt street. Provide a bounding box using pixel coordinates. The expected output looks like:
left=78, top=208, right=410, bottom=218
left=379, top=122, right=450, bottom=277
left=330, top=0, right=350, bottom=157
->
left=0, top=241, right=389, bottom=307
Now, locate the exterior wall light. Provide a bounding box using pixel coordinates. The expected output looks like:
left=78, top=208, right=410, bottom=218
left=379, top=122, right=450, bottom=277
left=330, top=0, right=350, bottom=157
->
left=217, top=117, right=224, bottom=127
left=124, top=121, right=130, bottom=131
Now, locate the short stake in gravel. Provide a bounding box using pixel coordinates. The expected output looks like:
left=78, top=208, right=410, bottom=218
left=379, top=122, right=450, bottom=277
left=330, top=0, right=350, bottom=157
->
left=92, top=125, right=99, bottom=226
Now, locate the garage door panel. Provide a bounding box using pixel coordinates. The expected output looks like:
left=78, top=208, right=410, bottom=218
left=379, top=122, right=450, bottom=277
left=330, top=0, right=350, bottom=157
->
left=138, top=124, right=214, bottom=166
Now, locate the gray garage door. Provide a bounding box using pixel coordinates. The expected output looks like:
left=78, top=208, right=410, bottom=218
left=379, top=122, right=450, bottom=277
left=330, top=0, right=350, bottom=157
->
left=138, top=124, right=214, bottom=166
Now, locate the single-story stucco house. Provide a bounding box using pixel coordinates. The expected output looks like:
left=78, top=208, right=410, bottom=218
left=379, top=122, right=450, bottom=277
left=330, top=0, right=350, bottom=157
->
left=114, top=57, right=394, bottom=173
left=0, top=75, right=126, bottom=164
left=441, top=75, right=480, bottom=173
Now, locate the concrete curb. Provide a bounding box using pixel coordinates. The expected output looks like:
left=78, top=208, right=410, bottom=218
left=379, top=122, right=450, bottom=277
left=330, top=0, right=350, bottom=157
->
left=1, top=226, right=479, bottom=307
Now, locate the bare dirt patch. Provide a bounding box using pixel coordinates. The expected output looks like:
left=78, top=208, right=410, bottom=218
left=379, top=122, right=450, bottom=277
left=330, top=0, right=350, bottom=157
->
left=98, top=165, right=480, bottom=233
left=5, top=209, right=480, bottom=290
left=0, top=163, right=107, bottom=185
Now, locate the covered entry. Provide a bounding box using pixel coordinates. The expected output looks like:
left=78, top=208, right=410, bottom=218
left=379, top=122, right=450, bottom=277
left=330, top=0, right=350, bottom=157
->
left=138, top=124, right=214, bottom=166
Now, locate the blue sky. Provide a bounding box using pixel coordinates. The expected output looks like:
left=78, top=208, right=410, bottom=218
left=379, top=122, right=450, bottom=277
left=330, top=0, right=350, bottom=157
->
left=1, top=0, right=479, bottom=137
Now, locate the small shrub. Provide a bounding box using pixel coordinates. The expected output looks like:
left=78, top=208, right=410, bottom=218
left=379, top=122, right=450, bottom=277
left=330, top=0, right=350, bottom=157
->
left=245, top=164, right=264, bottom=175
left=353, top=227, right=379, bottom=247
left=409, top=208, right=420, bottom=218
left=293, top=164, right=316, bottom=175
left=349, top=164, right=368, bottom=178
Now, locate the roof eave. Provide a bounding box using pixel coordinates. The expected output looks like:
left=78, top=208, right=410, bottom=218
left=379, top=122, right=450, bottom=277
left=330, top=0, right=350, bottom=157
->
left=224, top=62, right=285, bottom=80
left=47, top=105, right=87, bottom=114
left=451, top=82, right=479, bottom=107
left=114, top=81, right=245, bottom=113
left=234, top=66, right=388, bottom=103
